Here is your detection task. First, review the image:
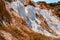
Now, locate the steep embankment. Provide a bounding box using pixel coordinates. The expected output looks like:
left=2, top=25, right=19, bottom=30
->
left=49, top=2, right=60, bottom=20
left=0, top=0, right=60, bottom=40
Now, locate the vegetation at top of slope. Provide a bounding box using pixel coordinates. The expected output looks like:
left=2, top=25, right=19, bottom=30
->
left=48, top=1, right=60, bottom=6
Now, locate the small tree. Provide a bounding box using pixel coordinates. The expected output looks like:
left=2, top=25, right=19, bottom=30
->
left=58, top=1, right=60, bottom=3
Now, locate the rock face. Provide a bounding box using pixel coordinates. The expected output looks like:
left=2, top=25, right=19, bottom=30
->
left=0, top=0, right=60, bottom=40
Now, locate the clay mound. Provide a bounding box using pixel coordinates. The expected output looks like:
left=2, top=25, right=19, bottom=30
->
left=0, top=0, right=60, bottom=40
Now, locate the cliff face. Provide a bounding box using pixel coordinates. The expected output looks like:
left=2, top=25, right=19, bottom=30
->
left=0, top=0, right=60, bottom=40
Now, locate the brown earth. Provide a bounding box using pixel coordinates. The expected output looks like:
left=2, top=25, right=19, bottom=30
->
left=0, top=0, right=60, bottom=40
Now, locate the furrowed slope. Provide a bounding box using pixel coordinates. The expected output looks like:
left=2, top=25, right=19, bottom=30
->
left=0, top=0, right=60, bottom=40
